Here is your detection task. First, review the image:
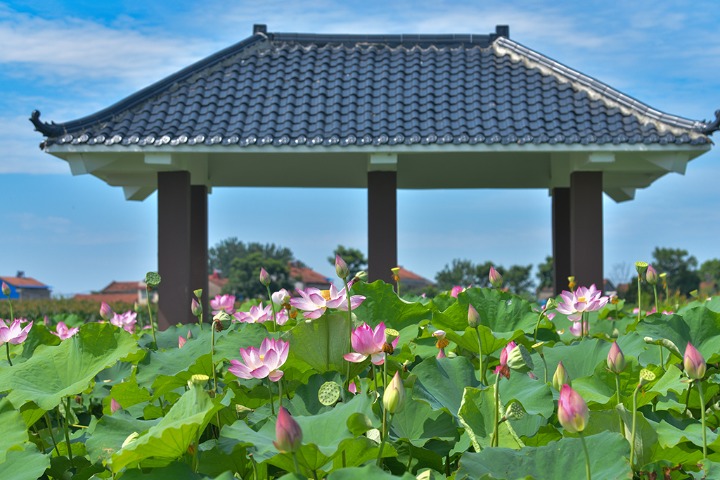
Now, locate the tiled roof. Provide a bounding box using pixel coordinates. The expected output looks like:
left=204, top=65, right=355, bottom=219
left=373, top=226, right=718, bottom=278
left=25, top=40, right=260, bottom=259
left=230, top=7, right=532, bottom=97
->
left=397, top=267, right=433, bottom=285
left=31, top=25, right=718, bottom=148
left=101, top=281, right=141, bottom=293
left=0, top=276, right=48, bottom=288
left=290, top=264, right=330, bottom=285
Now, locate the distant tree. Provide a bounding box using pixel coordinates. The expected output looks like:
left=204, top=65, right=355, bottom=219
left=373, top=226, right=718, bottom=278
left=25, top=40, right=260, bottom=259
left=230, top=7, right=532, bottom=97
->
left=536, top=256, right=553, bottom=291
left=699, top=258, right=720, bottom=290
left=474, top=261, right=496, bottom=289
left=435, top=259, right=478, bottom=290
left=328, top=245, right=367, bottom=276
left=504, top=264, right=534, bottom=295
left=651, top=247, right=700, bottom=296
left=208, top=238, right=296, bottom=298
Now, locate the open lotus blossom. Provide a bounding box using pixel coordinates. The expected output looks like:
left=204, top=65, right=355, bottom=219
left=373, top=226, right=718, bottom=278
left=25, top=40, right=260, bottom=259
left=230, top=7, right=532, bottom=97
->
left=569, top=320, right=588, bottom=337
left=51, top=321, right=79, bottom=340
left=210, top=294, right=236, bottom=315
left=228, top=337, right=290, bottom=382
left=234, top=303, right=273, bottom=323
left=290, top=285, right=365, bottom=320
left=275, top=309, right=289, bottom=326
left=110, top=311, right=137, bottom=333
left=344, top=322, right=398, bottom=365
left=0, top=318, right=33, bottom=345
left=556, top=284, right=609, bottom=321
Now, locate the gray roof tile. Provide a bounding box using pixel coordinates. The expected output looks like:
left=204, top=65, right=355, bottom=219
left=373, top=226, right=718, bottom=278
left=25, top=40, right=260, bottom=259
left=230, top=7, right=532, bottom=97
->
left=31, top=27, right=718, bottom=147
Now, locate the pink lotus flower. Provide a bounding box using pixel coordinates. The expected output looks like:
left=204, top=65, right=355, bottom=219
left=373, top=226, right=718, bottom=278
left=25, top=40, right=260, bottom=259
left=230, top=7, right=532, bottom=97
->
left=110, top=311, right=137, bottom=333
left=178, top=336, right=187, bottom=348
left=271, top=289, right=291, bottom=306
left=684, top=342, right=706, bottom=380
left=210, top=294, right=236, bottom=315
left=290, top=285, right=365, bottom=320
left=556, top=284, right=609, bottom=321
left=558, top=384, right=589, bottom=433
left=275, top=309, right=289, bottom=326
left=607, top=341, right=625, bottom=373
left=234, top=303, right=273, bottom=324
left=494, top=341, right=516, bottom=379
left=450, top=286, right=464, bottom=298
left=273, top=407, right=302, bottom=453
left=228, top=337, right=289, bottom=382
left=569, top=320, right=588, bottom=337
left=343, top=322, right=397, bottom=365
left=110, top=398, right=122, bottom=414
left=0, top=318, right=33, bottom=345
left=51, top=321, right=79, bottom=340
left=348, top=381, right=359, bottom=394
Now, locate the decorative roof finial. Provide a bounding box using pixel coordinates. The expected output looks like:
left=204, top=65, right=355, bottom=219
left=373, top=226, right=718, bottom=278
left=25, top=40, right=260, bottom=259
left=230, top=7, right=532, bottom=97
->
left=29, top=110, right=64, bottom=137
left=699, top=110, right=720, bottom=135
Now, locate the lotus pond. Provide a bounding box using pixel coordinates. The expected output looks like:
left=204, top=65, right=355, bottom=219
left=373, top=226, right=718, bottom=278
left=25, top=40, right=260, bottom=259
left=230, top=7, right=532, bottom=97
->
left=1, top=272, right=719, bottom=479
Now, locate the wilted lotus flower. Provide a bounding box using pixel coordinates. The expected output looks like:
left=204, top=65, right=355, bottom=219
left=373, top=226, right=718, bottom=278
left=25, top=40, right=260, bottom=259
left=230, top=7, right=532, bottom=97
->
left=0, top=318, right=33, bottom=345
left=494, top=341, right=516, bottom=379
left=51, top=321, right=79, bottom=340
left=433, top=329, right=449, bottom=359
left=557, top=384, right=589, bottom=433
left=273, top=407, right=302, bottom=453
left=552, top=361, right=570, bottom=390
left=607, top=341, right=625, bottom=373
left=684, top=342, right=706, bottom=380
left=228, top=337, right=290, bottom=382
left=383, top=371, right=405, bottom=414
left=489, top=267, right=503, bottom=288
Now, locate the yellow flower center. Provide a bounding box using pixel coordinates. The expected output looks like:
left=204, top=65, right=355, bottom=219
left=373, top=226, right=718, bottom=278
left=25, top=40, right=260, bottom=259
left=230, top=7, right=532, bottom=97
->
left=259, top=354, right=265, bottom=361
left=577, top=296, right=586, bottom=303
left=320, top=290, right=332, bottom=301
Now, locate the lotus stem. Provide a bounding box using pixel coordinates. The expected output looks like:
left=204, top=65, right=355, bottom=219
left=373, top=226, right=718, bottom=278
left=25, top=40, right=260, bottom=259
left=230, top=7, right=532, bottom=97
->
left=268, top=379, right=275, bottom=416
left=614, top=374, right=624, bottom=434
left=376, top=411, right=393, bottom=467
left=637, top=274, right=642, bottom=323
left=265, top=284, right=278, bottom=333
left=579, top=431, right=592, bottom=480
left=476, top=327, right=486, bottom=385
left=5, top=343, right=11, bottom=366
left=44, top=412, right=60, bottom=456
left=292, top=452, right=300, bottom=474
left=697, top=381, right=708, bottom=459
left=653, top=285, right=659, bottom=315
left=62, top=398, right=74, bottom=469
left=210, top=320, right=218, bottom=396
left=278, top=378, right=283, bottom=409
left=683, top=382, right=693, bottom=416
left=630, top=383, right=640, bottom=467
left=343, top=278, right=353, bottom=397
left=491, top=373, right=501, bottom=447
left=145, top=285, right=157, bottom=348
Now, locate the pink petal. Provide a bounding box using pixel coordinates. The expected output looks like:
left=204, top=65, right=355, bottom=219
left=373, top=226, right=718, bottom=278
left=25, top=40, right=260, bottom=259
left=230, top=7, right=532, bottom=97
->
left=343, top=352, right=368, bottom=363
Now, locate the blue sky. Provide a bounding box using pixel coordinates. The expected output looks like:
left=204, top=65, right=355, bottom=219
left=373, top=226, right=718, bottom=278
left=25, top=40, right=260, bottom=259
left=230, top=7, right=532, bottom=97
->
left=1, top=0, right=719, bottom=296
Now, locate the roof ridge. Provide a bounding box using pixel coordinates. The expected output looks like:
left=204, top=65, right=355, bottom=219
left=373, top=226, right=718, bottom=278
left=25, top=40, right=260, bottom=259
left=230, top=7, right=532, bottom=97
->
left=492, top=37, right=711, bottom=137
left=268, top=32, right=495, bottom=46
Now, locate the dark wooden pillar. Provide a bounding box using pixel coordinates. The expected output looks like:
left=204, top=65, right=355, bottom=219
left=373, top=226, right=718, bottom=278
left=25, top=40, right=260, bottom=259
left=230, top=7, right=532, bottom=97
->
left=552, top=187, right=571, bottom=294
left=570, top=172, right=604, bottom=290
left=190, top=185, right=209, bottom=323
left=367, top=171, right=397, bottom=283
left=157, top=171, right=193, bottom=328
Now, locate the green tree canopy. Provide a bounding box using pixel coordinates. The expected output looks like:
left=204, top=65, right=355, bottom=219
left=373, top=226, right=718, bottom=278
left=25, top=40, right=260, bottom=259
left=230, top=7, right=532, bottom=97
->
left=536, top=256, right=553, bottom=291
left=435, top=259, right=534, bottom=296
left=328, top=245, right=367, bottom=277
left=208, top=239, right=296, bottom=299
left=651, top=247, right=700, bottom=296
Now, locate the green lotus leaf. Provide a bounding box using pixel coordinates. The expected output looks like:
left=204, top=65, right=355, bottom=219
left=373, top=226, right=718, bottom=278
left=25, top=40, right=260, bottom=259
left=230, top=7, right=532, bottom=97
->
left=458, top=386, right=525, bottom=451
left=287, top=311, right=351, bottom=373
left=0, top=445, right=51, bottom=480
left=412, top=356, right=480, bottom=417
left=390, top=396, right=458, bottom=447
left=109, top=383, right=220, bottom=472
left=351, top=280, right=432, bottom=330
left=326, top=463, right=415, bottom=479
left=0, top=322, right=141, bottom=410
left=85, top=411, right=160, bottom=463
left=0, top=398, right=29, bottom=462
left=457, top=431, right=631, bottom=480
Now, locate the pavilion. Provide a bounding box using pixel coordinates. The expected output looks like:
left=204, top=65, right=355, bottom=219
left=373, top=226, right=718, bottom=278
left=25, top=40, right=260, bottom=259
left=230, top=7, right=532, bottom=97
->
left=31, top=25, right=719, bottom=328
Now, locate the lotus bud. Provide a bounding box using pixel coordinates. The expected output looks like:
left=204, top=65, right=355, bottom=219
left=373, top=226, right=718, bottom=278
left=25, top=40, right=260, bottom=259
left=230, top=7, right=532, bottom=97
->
left=191, top=298, right=202, bottom=317
left=607, top=341, right=626, bottom=374
left=507, top=343, right=534, bottom=373
left=99, top=302, right=114, bottom=321
left=684, top=342, right=706, bottom=380
left=635, top=261, right=648, bottom=278
left=468, top=304, right=480, bottom=328
left=450, top=286, right=463, bottom=298
left=383, top=371, right=405, bottom=414
left=489, top=266, right=503, bottom=288
left=110, top=398, right=121, bottom=414
left=178, top=336, right=187, bottom=348
left=1, top=282, right=10, bottom=297
left=335, top=255, right=350, bottom=280
left=259, top=268, right=271, bottom=286
left=558, top=384, right=589, bottom=433
left=273, top=407, right=303, bottom=453
left=552, top=361, right=570, bottom=390
left=645, top=265, right=658, bottom=285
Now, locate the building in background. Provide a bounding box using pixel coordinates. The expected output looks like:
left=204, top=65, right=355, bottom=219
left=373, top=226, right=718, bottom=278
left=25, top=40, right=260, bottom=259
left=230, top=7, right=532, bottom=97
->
left=0, top=272, right=52, bottom=300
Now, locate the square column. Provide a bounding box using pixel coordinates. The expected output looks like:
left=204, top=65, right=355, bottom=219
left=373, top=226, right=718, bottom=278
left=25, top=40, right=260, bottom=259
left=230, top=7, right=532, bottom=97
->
left=190, top=185, right=209, bottom=323
left=570, top=172, right=604, bottom=290
left=157, top=171, right=193, bottom=328
left=552, top=187, right=571, bottom=295
left=367, top=171, right=397, bottom=283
